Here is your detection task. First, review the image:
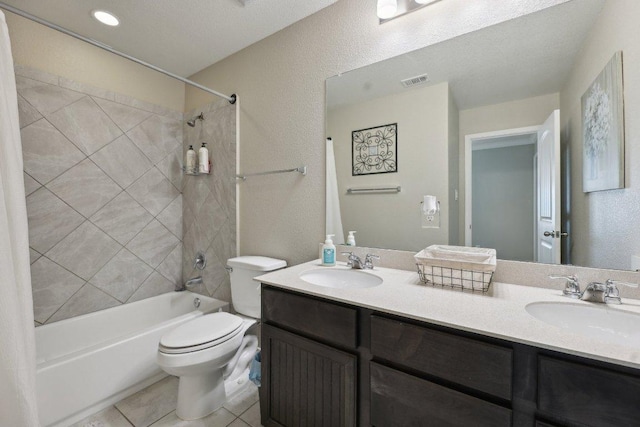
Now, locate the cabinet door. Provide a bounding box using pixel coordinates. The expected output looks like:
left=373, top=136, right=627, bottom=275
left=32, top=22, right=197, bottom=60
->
left=261, top=324, right=357, bottom=427
left=538, top=356, right=640, bottom=427
left=370, top=363, right=512, bottom=427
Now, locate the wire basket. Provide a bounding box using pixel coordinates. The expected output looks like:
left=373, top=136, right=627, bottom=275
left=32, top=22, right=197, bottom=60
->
left=416, top=263, right=493, bottom=293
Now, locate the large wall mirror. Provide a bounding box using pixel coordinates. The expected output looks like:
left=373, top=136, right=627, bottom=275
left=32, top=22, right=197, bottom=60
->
left=326, top=0, right=640, bottom=271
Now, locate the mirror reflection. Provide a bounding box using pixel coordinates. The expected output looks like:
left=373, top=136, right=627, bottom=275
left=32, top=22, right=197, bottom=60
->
left=326, top=0, right=640, bottom=271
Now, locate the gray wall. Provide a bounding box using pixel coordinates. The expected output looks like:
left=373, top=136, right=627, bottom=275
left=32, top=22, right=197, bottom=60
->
left=327, top=83, right=451, bottom=251
left=458, top=93, right=560, bottom=243
left=19, top=66, right=184, bottom=325
left=182, top=99, right=237, bottom=303
left=472, top=143, right=535, bottom=261
left=448, top=87, right=460, bottom=246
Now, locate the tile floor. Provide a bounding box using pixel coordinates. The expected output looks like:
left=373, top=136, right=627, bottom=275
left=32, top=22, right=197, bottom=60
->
left=70, top=376, right=261, bottom=427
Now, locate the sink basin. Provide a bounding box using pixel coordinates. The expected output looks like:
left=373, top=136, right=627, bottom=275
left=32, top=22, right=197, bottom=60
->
left=526, top=301, right=640, bottom=347
left=300, top=268, right=383, bottom=289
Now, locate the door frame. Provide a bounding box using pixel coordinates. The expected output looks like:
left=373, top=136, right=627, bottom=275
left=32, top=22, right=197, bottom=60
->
left=464, top=126, right=540, bottom=247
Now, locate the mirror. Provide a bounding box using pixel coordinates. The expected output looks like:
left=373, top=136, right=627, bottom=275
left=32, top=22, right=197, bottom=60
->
left=326, top=0, right=640, bottom=271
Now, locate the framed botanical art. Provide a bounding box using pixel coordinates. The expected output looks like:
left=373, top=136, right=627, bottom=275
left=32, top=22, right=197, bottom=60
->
left=352, top=123, right=397, bottom=176
left=582, top=51, right=624, bottom=192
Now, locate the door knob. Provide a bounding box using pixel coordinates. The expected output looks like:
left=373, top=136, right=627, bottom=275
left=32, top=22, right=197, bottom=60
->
left=543, top=231, right=569, bottom=238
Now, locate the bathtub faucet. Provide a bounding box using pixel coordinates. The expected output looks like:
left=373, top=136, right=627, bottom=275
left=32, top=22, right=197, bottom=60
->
left=176, top=276, right=203, bottom=292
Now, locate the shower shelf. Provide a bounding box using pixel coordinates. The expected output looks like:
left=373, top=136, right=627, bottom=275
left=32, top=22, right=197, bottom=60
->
left=182, top=166, right=211, bottom=176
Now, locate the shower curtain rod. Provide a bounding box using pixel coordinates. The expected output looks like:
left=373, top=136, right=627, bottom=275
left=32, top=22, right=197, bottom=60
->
left=0, top=2, right=236, bottom=104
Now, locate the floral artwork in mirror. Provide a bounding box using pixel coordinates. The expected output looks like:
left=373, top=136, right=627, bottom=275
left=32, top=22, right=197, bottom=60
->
left=352, top=123, right=397, bottom=175
left=582, top=51, right=624, bottom=192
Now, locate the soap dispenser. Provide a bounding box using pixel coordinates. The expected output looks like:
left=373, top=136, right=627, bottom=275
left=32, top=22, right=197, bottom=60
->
left=198, top=143, right=210, bottom=174
left=346, top=231, right=356, bottom=246
left=185, top=145, right=196, bottom=174
left=322, top=234, right=336, bottom=266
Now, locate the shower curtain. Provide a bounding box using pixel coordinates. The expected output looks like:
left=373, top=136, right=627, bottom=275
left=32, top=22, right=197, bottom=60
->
left=326, top=138, right=345, bottom=244
left=0, top=10, right=41, bottom=426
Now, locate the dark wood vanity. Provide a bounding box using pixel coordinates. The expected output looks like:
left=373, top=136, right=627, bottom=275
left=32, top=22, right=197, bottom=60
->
left=259, top=285, right=640, bottom=427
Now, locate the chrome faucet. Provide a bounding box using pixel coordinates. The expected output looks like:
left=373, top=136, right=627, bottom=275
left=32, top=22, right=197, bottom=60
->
left=550, top=275, right=638, bottom=304
left=176, top=276, right=203, bottom=292
left=583, top=279, right=638, bottom=304
left=550, top=275, right=581, bottom=298
left=341, top=252, right=380, bottom=270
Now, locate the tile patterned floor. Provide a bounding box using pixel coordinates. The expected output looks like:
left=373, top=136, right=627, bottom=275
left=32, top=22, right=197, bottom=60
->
left=70, top=376, right=261, bottom=427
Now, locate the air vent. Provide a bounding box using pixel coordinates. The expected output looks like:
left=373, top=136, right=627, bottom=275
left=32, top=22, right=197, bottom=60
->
left=401, top=74, right=429, bottom=88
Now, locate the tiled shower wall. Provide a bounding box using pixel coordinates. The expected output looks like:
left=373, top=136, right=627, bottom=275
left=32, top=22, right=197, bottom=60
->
left=17, top=66, right=184, bottom=325
left=182, top=99, right=237, bottom=304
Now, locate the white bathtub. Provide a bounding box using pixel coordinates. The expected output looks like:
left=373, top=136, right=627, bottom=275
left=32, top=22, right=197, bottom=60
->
left=35, top=291, right=228, bottom=427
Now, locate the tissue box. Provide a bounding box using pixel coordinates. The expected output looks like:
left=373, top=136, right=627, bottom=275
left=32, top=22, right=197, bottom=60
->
left=414, top=245, right=496, bottom=292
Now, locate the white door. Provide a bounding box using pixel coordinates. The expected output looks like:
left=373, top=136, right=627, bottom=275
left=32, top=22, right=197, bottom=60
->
left=536, top=110, right=561, bottom=264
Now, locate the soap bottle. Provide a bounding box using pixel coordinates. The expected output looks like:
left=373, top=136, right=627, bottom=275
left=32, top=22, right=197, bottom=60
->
left=346, top=231, right=356, bottom=246
left=198, top=143, right=210, bottom=174
left=322, top=234, right=336, bottom=266
left=185, top=145, right=196, bottom=174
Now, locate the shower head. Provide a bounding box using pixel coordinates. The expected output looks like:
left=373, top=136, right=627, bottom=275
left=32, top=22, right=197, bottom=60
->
left=187, top=112, right=204, bottom=127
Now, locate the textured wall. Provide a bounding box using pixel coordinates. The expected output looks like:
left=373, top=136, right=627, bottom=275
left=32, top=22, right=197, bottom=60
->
left=18, top=67, right=184, bottom=325
left=182, top=99, right=237, bottom=304
left=185, top=0, right=568, bottom=266
left=5, top=11, right=185, bottom=111
left=560, top=0, right=640, bottom=270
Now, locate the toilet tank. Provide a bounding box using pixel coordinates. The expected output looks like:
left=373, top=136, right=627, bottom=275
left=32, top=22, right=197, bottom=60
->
left=227, top=256, right=287, bottom=318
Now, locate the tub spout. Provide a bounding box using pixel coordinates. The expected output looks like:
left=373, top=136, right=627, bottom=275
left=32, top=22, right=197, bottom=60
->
left=176, top=276, right=203, bottom=292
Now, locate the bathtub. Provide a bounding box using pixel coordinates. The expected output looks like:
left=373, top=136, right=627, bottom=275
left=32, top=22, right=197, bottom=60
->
left=35, top=291, right=228, bottom=427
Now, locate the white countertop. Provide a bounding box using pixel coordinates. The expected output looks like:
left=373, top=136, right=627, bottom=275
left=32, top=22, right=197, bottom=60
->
left=256, top=260, right=640, bottom=370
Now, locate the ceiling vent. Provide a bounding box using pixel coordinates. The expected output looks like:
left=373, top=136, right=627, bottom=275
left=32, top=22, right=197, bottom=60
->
left=401, top=74, right=429, bottom=88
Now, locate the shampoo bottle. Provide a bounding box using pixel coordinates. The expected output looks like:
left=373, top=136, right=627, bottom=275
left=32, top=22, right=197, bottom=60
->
left=198, top=142, right=210, bottom=174
left=185, top=145, right=196, bottom=174
left=322, top=234, right=336, bottom=266
left=346, top=231, right=356, bottom=246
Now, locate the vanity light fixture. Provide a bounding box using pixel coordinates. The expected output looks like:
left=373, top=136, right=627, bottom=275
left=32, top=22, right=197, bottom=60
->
left=379, top=0, right=442, bottom=23
left=92, top=10, right=120, bottom=26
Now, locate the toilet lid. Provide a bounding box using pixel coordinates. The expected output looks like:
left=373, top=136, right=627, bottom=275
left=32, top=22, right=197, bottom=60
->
left=159, top=312, right=243, bottom=352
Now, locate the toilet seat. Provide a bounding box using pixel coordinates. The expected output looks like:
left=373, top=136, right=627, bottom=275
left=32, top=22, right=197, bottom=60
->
left=159, top=312, right=243, bottom=355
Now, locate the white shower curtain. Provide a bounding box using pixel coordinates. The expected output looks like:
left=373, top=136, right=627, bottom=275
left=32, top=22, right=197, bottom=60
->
left=0, top=10, right=41, bottom=426
left=326, top=138, right=345, bottom=244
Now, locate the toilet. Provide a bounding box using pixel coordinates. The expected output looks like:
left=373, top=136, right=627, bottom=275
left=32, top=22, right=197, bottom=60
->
left=157, top=256, right=286, bottom=420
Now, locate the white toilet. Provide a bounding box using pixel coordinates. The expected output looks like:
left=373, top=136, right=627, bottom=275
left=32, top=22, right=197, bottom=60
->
left=157, top=256, right=286, bottom=420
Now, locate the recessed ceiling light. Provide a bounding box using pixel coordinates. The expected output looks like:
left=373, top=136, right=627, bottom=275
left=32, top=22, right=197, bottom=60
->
left=92, top=10, right=119, bottom=27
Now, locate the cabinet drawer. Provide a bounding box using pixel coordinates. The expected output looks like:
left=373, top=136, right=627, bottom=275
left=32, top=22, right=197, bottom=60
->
left=370, top=362, right=511, bottom=427
left=370, top=315, right=512, bottom=400
left=262, top=287, right=358, bottom=349
left=538, top=356, right=640, bottom=427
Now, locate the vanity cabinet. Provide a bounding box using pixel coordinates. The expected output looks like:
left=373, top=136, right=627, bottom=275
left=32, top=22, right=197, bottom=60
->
left=538, top=356, right=640, bottom=427
left=369, top=315, right=513, bottom=426
left=260, top=324, right=357, bottom=427
left=370, top=362, right=511, bottom=426
left=260, top=287, right=358, bottom=427
left=260, top=285, right=640, bottom=427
